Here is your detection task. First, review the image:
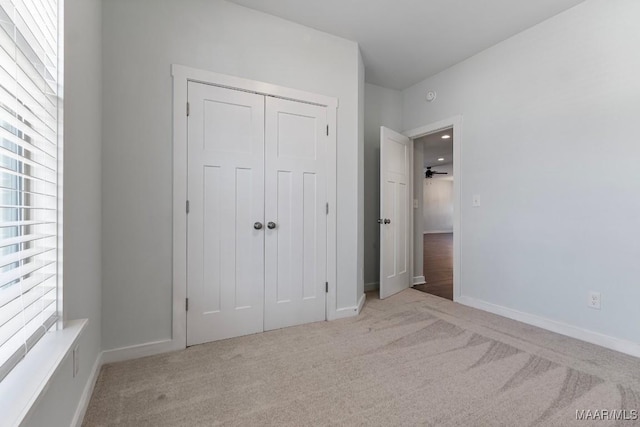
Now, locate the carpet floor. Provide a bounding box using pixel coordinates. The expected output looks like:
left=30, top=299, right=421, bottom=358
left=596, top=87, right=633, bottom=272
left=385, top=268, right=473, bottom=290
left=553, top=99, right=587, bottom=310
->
left=83, top=290, right=640, bottom=426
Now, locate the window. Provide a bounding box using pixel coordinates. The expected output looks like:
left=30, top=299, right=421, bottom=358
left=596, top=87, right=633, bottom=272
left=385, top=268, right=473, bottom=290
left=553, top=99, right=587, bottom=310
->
left=0, top=0, right=61, bottom=381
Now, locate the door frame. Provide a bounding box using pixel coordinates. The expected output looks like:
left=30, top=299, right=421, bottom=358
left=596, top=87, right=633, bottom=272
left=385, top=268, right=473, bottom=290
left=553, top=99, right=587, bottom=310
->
left=404, top=115, right=462, bottom=301
left=171, top=64, right=339, bottom=349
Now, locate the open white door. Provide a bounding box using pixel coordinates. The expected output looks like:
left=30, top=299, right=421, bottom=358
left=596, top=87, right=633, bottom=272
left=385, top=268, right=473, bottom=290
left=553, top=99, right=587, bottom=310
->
left=379, top=126, right=411, bottom=299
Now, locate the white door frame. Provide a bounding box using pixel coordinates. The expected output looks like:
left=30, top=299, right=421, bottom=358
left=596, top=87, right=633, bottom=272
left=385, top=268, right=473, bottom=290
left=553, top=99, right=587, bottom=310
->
left=171, top=64, right=339, bottom=349
left=404, top=115, right=462, bottom=301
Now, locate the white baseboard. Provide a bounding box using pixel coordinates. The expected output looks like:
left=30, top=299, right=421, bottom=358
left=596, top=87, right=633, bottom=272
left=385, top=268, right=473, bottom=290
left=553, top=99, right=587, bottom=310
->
left=332, top=293, right=366, bottom=320
left=364, top=282, right=379, bottom=292
left=423, top=230, right=453, bottom=234
left=457, top=295, right=640, bottom=359
left=357, top=293, right=366, bottom=313
left=71, top=351, right=103, bottom=427
left=412, top=276, right=426, bottom=285
left=101, top=339, right=181, bottom=364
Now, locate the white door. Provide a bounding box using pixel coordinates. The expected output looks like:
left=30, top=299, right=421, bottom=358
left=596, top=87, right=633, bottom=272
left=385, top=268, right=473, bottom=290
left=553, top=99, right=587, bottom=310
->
left=379, top=126, right=411, bottom=299
left=187, top=82, right=265, bottom=345
left=264, top=97, right=327, bottom=330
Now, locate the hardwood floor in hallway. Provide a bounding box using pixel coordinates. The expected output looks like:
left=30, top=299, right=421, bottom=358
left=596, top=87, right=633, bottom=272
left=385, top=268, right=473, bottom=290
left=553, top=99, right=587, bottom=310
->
left=413, top=232, right=453, bottom=300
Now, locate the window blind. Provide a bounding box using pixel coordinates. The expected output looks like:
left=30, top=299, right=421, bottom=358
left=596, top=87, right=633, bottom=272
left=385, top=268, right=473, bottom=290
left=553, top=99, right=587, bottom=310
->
left=0, top=0, right=60, bottom=382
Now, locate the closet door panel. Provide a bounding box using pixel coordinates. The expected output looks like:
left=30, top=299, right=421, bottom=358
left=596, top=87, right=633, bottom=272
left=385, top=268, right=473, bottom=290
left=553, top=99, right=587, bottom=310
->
left=187, top=83, right=265, bottom=346
left=264, top=97, right=327, bottom=331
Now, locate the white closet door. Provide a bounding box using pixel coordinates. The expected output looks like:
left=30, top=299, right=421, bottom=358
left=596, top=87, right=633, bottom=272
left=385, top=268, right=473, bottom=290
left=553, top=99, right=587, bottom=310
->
left=187, top=82, right=265, bottom=346
left=264, top=97, right=327, bottom=330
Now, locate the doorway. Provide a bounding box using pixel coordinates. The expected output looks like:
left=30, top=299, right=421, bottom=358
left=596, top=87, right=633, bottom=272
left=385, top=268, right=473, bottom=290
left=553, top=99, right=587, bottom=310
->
left=404, top=116, right=462, bottom=301
left=378, top=116, right=461, bottom=302
left=413, top=128, right=454, bottom=300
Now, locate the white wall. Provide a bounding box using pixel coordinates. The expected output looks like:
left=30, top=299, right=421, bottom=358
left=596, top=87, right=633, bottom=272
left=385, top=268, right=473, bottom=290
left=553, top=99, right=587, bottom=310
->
left=423, top=178, right=454, bottom=233
left=403, top=0, right=640, bottom=344
left=26, top=0, right=103, bottom=425
left=363, top=83, right=403, bottom=288
left=357, top=50, right=365, bottom=299
left=101, top=0, right=362, bottom=350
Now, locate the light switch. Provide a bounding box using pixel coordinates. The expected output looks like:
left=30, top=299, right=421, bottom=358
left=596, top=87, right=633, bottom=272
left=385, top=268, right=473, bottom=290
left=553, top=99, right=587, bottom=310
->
left=472, top=194, right=481, bottom=207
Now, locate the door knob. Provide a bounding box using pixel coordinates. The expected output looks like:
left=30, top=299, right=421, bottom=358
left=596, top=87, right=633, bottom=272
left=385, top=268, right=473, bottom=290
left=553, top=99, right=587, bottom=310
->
left=384, top=219, right=391, bottom=224
left=267, top=221, right=277, bottom=229
left=377, top=218, right=383, bottom=224
left=253, top=222, right=263, bottom=230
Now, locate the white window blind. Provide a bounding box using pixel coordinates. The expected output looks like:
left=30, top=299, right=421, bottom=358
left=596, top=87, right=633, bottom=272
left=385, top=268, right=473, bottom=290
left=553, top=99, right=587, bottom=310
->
left=0, top=0, right=60, bottom=382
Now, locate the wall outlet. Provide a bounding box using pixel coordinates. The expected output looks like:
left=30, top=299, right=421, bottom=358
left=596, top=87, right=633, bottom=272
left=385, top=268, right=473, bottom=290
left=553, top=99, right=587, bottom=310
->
left=588, top=291, right=601, bottom=310
left=72, top=345, right=80, bottom=377
left=472, top=194, right=481, bottom=207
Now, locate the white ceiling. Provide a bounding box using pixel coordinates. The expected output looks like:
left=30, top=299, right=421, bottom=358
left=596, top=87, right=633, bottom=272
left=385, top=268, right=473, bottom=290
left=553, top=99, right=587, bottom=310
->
left=228, top=0, right=586, bottom=90
left=416, top=129, right=453, bottom=169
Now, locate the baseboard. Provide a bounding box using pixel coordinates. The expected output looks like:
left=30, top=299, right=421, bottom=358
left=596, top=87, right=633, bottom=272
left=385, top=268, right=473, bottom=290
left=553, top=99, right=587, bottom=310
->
left=457, top=295, right=640, bottom=359
left=71, top=352, right=103, bottom=427
left=357, top=293, right=366, bottom=314
left=412, top=276, right=426, bottom=285
left=364, top=282, right=379, bottom=292
left=423, top=230, right=453, bottom=234
left=332, top=293, right=366, bottom=320
left=101, top=339, right=181, bottom=364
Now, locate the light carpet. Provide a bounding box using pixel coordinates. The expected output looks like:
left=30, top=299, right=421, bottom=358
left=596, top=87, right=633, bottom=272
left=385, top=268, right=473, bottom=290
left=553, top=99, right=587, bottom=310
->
left=83, top=290, right=640, bottom=426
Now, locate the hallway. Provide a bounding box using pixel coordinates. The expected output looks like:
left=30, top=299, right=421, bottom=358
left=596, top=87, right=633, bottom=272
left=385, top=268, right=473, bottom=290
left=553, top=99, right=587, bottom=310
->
left=413, top=233, right=453, bottom=300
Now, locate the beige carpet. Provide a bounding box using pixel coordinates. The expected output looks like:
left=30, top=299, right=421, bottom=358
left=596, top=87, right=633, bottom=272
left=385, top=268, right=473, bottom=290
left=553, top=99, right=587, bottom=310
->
left=83, top=290, right=640, bottom=426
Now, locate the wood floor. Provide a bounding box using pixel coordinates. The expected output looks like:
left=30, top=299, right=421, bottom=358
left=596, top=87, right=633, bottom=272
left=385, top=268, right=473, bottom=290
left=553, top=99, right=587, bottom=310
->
left=413, top=232, right=453, bottom=300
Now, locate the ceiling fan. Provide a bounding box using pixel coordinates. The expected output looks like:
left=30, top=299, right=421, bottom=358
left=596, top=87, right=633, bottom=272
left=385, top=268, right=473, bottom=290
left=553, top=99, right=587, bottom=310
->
left=425, top=166, right=448, bottom=179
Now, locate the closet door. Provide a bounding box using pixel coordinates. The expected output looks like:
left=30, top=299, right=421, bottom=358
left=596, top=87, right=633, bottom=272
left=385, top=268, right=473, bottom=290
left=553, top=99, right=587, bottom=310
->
left=187, top=83, right=265, bottom=346
left=264, top=98, right=328, bottom=330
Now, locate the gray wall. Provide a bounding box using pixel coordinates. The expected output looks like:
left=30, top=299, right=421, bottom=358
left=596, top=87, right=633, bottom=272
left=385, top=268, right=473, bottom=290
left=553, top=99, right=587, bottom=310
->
left=423, top=178, right=454, bottom=233
left=26, top=0, right=103, bottom=424
left=101, top=0, right=362, bottom=350
left=357, top=51, right=365, bottom=298
left=403, top=0, right=640, bottom=343
left=363, top=83, right=402, bottom=288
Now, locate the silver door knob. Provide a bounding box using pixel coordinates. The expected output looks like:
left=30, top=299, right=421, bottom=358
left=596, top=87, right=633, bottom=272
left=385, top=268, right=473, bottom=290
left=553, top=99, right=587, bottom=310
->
left=254, top=222, right=263, bottom=230
left=384, top=219, right=391, bottom=224
left=267, top=221, right=276, bottom=229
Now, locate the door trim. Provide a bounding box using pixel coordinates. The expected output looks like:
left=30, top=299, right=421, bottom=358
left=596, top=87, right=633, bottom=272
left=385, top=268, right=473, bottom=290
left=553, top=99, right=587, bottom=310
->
left=404, top=116, right=462, bottom=301
left=171, top=64, right=339, bottom=349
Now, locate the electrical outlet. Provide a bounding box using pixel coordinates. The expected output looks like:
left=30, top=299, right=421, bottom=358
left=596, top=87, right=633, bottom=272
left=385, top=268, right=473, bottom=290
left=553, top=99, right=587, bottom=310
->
left=72, top=345, right=80, bottom=377
left=588, top=291, right=601, bottom=310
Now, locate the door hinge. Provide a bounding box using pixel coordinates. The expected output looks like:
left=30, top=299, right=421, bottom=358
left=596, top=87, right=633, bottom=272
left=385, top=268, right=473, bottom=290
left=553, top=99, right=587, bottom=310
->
left=186, top=200, right=190, bottom=214
left=325, top=282, right=328, bottom=293
left=326, top=202, right=329, bottom=215
left=186, top=298, right=189, bottom=311
left=186, top=102, right=190, bottom=117
left=326, top=125, right=329, bottom=136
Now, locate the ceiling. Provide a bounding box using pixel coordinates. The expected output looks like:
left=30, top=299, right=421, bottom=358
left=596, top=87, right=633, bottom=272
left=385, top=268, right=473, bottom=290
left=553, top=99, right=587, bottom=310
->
left=228, top=0, right=586, bottom=90
left=416, top=129, right=453, bottom=170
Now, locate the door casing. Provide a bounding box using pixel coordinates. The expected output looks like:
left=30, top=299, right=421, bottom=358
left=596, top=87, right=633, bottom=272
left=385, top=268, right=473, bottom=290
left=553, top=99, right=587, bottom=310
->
left=172, top=65, right=338, bottom=349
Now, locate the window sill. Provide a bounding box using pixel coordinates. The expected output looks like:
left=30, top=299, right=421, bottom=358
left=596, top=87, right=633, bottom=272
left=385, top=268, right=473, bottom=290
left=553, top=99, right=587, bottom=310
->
left=0, top=319, right=87, bottom=427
